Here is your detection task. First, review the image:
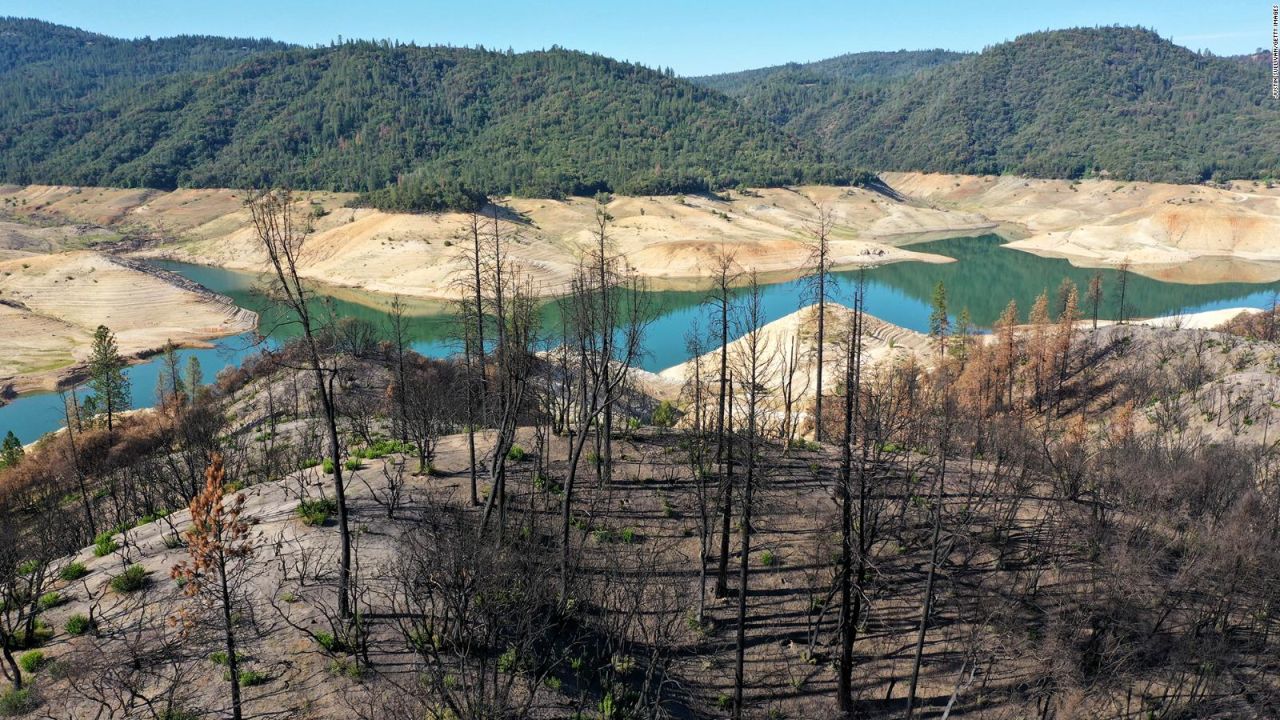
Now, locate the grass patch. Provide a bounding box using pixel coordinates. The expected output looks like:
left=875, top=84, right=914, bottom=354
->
left=225, top=669, right=270, bottom=687
left=36, top=592, right=64, bottom=611
left=17, top=651, right=46, bottom=673
left=506, top=445, right=526, bottom=461
left=64, top=614, right=92, bottom=636
left=760, top=549, right=777, bottom=567
left=59, top=562, right=88, bottom=582
left=312, top=630, right=347, bottom=653
left=92, top=532, right=119, bottom=557
left=210, top=650, right=247, bottom=666
left=0, top=688, right=35, bottom=716
left=297, top=497, right=338, bottom=526
left=328, top=658, right=362, bottom=678
left=109, top=564, right=149, bottom=594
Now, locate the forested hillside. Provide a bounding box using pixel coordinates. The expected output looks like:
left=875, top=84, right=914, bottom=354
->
left=0, top=18, right=288, bottom=128
left=697, top=27, right=1280, bottom=182
left=4, top=20, right=1279, bottom=210
left=0, top=19, right=850, bottom=206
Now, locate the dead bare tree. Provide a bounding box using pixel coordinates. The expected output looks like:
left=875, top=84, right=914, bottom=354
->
left=247, top=188, right=353, bottom=619
left=805, top=203, right=836, bottom=442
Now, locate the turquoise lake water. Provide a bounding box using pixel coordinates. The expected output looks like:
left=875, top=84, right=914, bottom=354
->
left=4, top=235, right=1279, bottom=443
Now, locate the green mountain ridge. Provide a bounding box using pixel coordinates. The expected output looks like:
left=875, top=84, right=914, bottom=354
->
left=695, top=26, right=1280, bottom=183
left=0, top=20, right=852, bottom=206
left=2, top=20, right=1278, bottom=212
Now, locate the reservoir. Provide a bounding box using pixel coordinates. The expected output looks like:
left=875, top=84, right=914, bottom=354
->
left=4, top=235, right=1279, bottom=442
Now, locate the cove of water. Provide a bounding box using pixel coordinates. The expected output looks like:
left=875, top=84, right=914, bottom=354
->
left=5, top=235, right=1280, bottom=443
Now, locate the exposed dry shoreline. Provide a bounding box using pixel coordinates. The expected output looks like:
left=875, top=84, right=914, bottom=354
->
left=0, top=250, right=256, bottom=398
left=3, top=173, right=1279, bottom=396
left=882, top=172, right=1280, bottom=283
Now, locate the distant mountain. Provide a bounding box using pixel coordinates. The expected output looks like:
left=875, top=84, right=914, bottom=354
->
left=697, top=27, right=1280, bottom=183
left=0, top=19, right=853, bottom=208
left=692, top=49, right=967, bottom=96
left=0, top=18, right=289, bottom=126
left=1, top=20, right=1276, bottom=210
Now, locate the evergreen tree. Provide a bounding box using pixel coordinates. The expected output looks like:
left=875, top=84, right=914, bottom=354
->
left=87, top=325, right=130, bottom=434
left=929, top=281, right=950, bottom=356
left=0, top=431, right=22, bottom=469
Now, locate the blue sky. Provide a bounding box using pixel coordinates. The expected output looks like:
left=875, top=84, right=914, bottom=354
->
left=8, top=0, right=1274, bottom=75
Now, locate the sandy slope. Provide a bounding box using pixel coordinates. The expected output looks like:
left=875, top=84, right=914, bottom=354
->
left=0, top=251, right=256, bottom=395
left=7, top=175, right=1280, bottom=294
left=0, top=184, right=988, bottom=301
left=882, top=172, right=1280, bottom=282
left=654, top=303, right=932, bottom=434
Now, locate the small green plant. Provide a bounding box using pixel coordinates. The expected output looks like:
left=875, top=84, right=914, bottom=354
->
left=322, top=458, right=335, bottom=474
left=497, top=646, right=521, bottom=673
left=328, top=658, right=363, bottom=678
left=313, top=630, right=346, bottom=653
left=297, top=497, right=337, bottom=526
left=228, top=669, right=270, bottom=687
left=65, top=614, right=92, bottom=636
left=760, top=550, right=777, bottom=567
left=18, top=650, right=46, bottom=673
left=299, top=457, right=321, bottom=470
left=109, top=564, right=149, bottom=594
left=92, top=532, right=119, bottom=557
left=209, top=650, right=247, bottom=666
left=13, top=619, right=51, bottom=648
left=280, top=591, right=300, bottom=603
left=0, top=688, right=35, bottom=716
left=59, top=562, right=88, bottom=582
left=619, top=528, right=637, bottom=544
left=716, top=692, right=732, bottom=710
left=343, top=458, right=363, bottom=471
left=36, top=592, right=64, bottom=611
left=506, top=445, right=526, bottom=461
left=135, top=509, right=170, bottom=527
left=651, top=400, right=678, bottom=428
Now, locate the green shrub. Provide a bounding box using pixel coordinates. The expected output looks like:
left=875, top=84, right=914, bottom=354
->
left=59, top=562, right=88, bottom=582
left=328, top=658, right=362, bottom=678
left=158, top=709, right=200, bottom=720
left=313, top=630, right=346, bottom=653
left=343, top=458, right=363, bottom=471
left=760, top=550, right=777, bottom=567
left=135, top=509, right=170, bottom=527
left=651, top=400, right=678, bottom=428
left=297, top=497, right=337, bottom=526
left=300, top=457, right=321, bottom=470
left=506, top=445, right=526, bottom=461
left=322, top=458, right=335, bottom=474
left=619, top=528, right=637, bottom=544
left=92, top=532, right=119, bottom=557
left=0, top=688, right=35, bottom=716
left=13, top=620, right=51, bottom=648
left=226, top=669, right=270, bottom=687
left=64, top=614, right=92, bottom=636
left=18, top=651, right=46, bottom=673
left=109, top=565, right=149, bottom=594
left=36, top=592, right=64, bottom=611
left=210, top=650, right=247, bottom=666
